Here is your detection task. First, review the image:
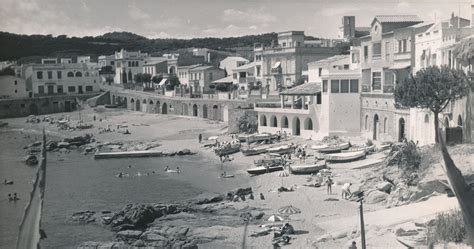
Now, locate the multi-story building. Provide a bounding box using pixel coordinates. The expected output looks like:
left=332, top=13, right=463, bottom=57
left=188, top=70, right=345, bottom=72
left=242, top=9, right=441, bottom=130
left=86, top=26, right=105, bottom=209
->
left=177, top=64, right=202, bottom=86
left=114, top=49, right=149, bottom=84
left=255, top=49, right=362, bottom=139
left=359, top=15, right=424, bottom=142
left=232, top=61, right=260, bottom=91
left=219, top=56, right=249, bottom=76
left=142, top=58, right=169, bottom=77
left=98, top=55, right=116, bottom=70
left=0, top=75, right=29, bottom=99
left=188, top=65, right=226, bottom=94
left=27, top=61, right=100, bottom=96
left=254, top=31, right=340, bottom=94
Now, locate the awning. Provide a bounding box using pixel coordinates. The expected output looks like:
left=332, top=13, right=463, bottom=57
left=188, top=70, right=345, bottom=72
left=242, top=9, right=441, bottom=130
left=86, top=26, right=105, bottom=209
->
left=158, top=79, right=167, bottom=86
left=272, top=61, right=281, bottom=69
left=212, top=75, right=233, bottom=84
left=389, top=63, right=411, bottom=70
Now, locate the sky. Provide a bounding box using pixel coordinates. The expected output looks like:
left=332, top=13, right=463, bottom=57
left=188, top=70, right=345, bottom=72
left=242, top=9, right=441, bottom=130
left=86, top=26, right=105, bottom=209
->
left=0, top=0, right=472, bottom=39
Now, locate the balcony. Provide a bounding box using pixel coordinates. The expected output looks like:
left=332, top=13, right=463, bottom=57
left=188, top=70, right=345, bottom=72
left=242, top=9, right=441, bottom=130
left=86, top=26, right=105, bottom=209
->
left=372, top=54, right=382, bottom=60
left=383, top=85, right=394, bottom=93
left=394, top=52, right=411, bottom=61
left=361, top=85, right=371, bottom=92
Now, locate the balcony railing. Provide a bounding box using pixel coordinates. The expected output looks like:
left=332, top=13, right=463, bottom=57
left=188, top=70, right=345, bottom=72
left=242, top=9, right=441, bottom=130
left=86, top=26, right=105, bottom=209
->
left=383, top=85, right=394, bottom=93
left=361, top=85, right=371, bottom=92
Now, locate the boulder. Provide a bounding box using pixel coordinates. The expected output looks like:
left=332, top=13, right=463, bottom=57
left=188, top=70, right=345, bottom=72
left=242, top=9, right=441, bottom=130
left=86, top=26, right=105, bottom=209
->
left=117, top=230, right=143, bottom=240
left=365, top=191, right=388, bottom=204
left=110, top=204, right=157, bottom=229
left=376, top=182, right=393, bottom=193
left=395, top=228, right=419, bottom=237
left=195, top=195, right=223, bottom=205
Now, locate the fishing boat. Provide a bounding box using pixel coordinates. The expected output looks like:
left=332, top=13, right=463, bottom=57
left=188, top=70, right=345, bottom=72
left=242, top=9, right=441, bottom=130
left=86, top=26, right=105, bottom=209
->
left=342, top=144, right=376, bottom=154
left=215, top=143, right=241, bottom=156
left=289, top=160, right=327, bottom=174
left=266, top=144, right=292, bottom=155
left=313, top=142, right=351, bottom=153
left=241, top=145, right=269, bottom=156
left=324, top=150, right=366, bottom=163
left=238, top=133, right=278, bottom=143
left=247, top=165, right=284, bottom=175
left=254, top=158, right=282, bottom=167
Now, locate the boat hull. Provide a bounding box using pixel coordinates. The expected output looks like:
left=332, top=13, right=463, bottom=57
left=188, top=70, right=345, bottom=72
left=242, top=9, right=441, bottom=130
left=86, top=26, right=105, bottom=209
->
left=241, top=147, right=268, bottom=156
left=215, top=144, right=241, bottom=156
left=247, top=166, right=284, bottom=175
left=325, top=151, right=366, bottom=162
left=317, top=143, right=351, bottom=153
left=289, top=161, right=327, bottom=174
left=266, top=145, right=292, bottom=155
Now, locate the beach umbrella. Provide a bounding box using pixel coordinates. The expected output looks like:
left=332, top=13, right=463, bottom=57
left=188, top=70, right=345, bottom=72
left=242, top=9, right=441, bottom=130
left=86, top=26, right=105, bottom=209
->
left=278, top=205, right=301, bottom=215
left=276, top=171, right=289, bottom=177
left=267, top=214, right=284, bottom=222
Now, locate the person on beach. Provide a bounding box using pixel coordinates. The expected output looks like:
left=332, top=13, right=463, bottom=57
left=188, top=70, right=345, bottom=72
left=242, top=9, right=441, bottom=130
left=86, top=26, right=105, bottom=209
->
left=260, top=193, right=265, bottom=200
left=249, top=193, right=254, bottom=200
left=176, top=167, right=180, bottom=174
left=13, top=193, right=19, bottom=201
left=326, top=176, right=333, bottom=195
left=342, top=183, right=352, bottom=200
left=8, top=193, right=13, bottom=201
left=349, top=241, right=357, bottom=249
left=164, top=166, right=169, bottom=171
left=198, top=134, right=202, bottom=143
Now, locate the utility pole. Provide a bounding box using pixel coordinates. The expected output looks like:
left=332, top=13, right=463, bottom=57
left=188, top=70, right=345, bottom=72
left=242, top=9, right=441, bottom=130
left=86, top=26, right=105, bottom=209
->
left=354, top=191, right=366, bottom=249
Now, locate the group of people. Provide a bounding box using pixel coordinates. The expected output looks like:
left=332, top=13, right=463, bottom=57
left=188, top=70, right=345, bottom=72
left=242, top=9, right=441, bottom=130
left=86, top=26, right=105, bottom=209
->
left=324, top=175, right=353, bottom=199
left=164, top=166, right=181, bottom=174
left=7, top=193, right=19, bottom=202
left=294, top=145, right=307, bottom=162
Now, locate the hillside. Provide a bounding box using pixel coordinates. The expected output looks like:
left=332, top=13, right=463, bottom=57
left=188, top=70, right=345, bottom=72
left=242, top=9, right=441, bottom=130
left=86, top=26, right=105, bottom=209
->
left=0, top=31, right=279, bottom=62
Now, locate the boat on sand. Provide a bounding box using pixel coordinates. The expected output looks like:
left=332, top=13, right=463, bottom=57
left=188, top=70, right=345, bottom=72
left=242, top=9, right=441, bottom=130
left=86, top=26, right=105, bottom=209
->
left=241, top=145, right=269, bottom=156
left=289, top=160, right=327, bottom=174
left=266, top=145, right=292, bottom=155
left=247, top=165, right=283, bottom=175
left=253, top=158, right=281, bottom=167
left=324, top=150, right=366, bottom=162
left=311, top=142, right=350, bottom=153
left=215, top=143, right=241, bottom=156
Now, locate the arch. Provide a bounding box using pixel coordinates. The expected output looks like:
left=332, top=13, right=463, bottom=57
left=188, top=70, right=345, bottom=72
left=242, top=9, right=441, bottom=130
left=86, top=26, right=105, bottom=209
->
left=149, top=99, right=154, bottom=104
left=260, top=115, right=267, bottom=126
left=365, top=115, right=369, bottom=130
left=444, top=117, right=450, bottom=128
left=373, top=114, right=379, bottom=140
left=304, top=117, right=313, bottom=130
left=270, top=115, right=278, bottom=127
left=292, top=117, right=301, bottom=135
left=192, top=104, right=198, bottom=117
left=162, top=102, right=168, bottom=114
left=123, top=97, right=127, bottom=108
left=169, top=66, right=176, bottom=74
left=67, top=72, right=74, bottom=77
left=399, top=118, right=406, bottom=142
left=130, top=98, right=135, bottom=103
left=75, top=71, right=82, bottom=77
left=142, top=99, right=147, bottom=103
left=212, top=105, right=219, bottom=120
left=424, top=114, right=429, bottom=123
left=202, top=104, right=208, bottom=119
left=156, top=101, right=161, bottom=114
left=182, top=103, right=188, bottom=116
left=457, top=115, right=463, bottom=127
left=112, top=95, right=116, bottom=104
left=29, top=103, right=38, bottom=115
left=281, top=116, right=289, bottom=128
left=135, top=99, right=141, bottom=111
left=383, top=117, right=388, bottom=133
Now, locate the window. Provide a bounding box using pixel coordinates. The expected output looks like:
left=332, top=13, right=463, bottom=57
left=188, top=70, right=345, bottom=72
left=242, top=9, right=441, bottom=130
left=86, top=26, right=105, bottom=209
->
left=318, top=68, right=322, bottom=76
left=322, top=80, right=328, bottom=93
left=110, top=61, right=115, bottom=65
left=282, top=42, right=286, bottom=47
left=432, top=53, right=437, bottom=65
left=340, top=80, right=349, bottom=93
left=363, top=46, right=368, bottom=60
left=37, top=71, right=43, bottom=79
left=57, top=71, right=62, bottom=79
left=372, top=42, right=381, bottom=58
left=343, top=64, right=349, bottom=70
left=424, top=114, right=429, bottom=123
left=75, top=72, right=82, bottom=77
left=209, top=72, right=213, bottom=81
left=47, top=85, right=54, bottom=95
left=68, top=86, right=75, bottom=92
left=85, top=86, right=93, bottom=92
left=128, top=61, right=132, bottom=67
left=385, top=41, right=390, bottom=61
left=316, top=92, right=322, bottom=104
left=57, top=85, right=63, bottom=93
left=47, top=71, right=53, bottom=79
left=331, top=80, right=340, bottom=93
left=350, top=79, right=359, bottom=93
left=67, top=72, right=74, bottom=77
left=372, top=72, right=381, bottom=90
left=398, top=39, right=408, bottom=53
left=15, top=89, right=17, bottom=93
left=38, top=86, right=44, bottom=94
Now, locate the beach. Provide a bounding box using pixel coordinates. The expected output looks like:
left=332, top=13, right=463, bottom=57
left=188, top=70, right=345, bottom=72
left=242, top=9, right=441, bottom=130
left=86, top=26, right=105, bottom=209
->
left=0, top=106, right=469, bottom=248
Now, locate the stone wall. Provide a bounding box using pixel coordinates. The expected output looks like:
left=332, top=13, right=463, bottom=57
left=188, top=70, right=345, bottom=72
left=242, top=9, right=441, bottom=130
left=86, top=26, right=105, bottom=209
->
left=86, top=91, right=110, bottom=107
left=228, top=108, right=257, bottom=133
left=0, top=93, right=99, bottom=119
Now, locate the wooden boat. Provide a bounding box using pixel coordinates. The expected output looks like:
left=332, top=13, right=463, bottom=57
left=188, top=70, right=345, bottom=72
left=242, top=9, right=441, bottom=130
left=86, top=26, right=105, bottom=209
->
left=324, top=150, right=366, bottom=163
left=215, top=143, right=241, bottom=156
left=238, top=133, right=278, bottom=143
left=247, top=165, right=284, bottom=175
left=253, top=158, right=281, bottom=167
left=289, top=160, right=327, bottom=174
left=220, top=174, right=235, bottom=178
left=314, top=142, right=351, bottom=153
left=241, top=145, right=269, bottom=156
left=342, top=145, right=376, bottom=154
left=266, top=145, right=292, bottom=155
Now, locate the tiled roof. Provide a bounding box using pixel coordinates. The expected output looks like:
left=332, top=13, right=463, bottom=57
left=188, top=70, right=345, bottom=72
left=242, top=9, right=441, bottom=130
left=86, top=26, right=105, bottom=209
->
left=212, top=75, right=233, bottom=83
left=307, top=55, right=348, bottom=66
left=234, top=61, right=258, bottom=71
left=189, top=65, right=214, bottom=71
left=280, top=83, right=321, bottom=95
left=374, top=15, right=422, bottom=23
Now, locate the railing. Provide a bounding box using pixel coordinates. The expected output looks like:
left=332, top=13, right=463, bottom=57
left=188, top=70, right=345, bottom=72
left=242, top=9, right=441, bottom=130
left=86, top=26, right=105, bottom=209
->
left=383, top=85, right=394, bottom=93
left=372, top=54, right=381, bottom=60
left=361, top=85, right=371, bottom=92
left=394, top=52, right=411, bottom=61
left=255, top=102, right=281, bottom=108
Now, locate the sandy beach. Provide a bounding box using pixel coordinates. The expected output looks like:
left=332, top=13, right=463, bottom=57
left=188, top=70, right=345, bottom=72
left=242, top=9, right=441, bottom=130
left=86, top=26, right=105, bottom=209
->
left=1, top=106, right=472, bottom=248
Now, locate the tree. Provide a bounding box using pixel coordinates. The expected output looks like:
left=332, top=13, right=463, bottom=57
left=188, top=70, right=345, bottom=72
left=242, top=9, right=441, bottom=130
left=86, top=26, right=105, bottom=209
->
left=0, top=66, right=15, bottom=76
left=105, top=76, right=114, bottom=85
left=151, top=74, right=163, bottom=88
left=165, top=75, right=181, bottom=91
left=133, top=73, right=144, bottom=89
left=142, top=73, right=152, bottom=89
left=394, top=66, right=471, bottom=143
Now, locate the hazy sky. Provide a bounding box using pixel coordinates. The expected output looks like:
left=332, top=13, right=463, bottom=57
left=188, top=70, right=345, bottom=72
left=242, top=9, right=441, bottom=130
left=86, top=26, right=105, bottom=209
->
left=0, top=0, right=471, bottom=39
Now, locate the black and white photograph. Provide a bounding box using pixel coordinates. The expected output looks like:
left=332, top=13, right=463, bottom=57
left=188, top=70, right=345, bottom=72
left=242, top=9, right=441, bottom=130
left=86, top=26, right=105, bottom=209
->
left=0, top=0, right=473, bottom=248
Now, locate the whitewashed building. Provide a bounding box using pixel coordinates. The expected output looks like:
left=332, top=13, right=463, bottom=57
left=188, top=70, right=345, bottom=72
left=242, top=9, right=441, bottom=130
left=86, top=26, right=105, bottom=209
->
left=0, top=75, right=29, bottom=99
left=219, top=56, right=249, bottom=76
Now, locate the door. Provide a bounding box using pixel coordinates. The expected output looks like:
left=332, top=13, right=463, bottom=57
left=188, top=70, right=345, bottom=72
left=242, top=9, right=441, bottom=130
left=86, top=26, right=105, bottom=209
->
left=399, top=118, right=405, bottom=142
left=47, top=85, right=54, bottom=95
left=373, top=114, right=379, bottom=140
left=78, top=86, right=83, bottom=94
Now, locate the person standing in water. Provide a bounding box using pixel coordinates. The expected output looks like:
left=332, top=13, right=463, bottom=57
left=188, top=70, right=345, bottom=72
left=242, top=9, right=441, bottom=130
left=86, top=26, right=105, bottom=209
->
left=198, top=134, right=202, bottom=143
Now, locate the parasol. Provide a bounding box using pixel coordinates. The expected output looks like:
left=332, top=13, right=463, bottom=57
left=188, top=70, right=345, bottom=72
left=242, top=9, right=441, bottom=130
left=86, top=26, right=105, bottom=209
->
left=278, top=205, right=301, bottom=215
left=267, top=214, right=284, bottom=222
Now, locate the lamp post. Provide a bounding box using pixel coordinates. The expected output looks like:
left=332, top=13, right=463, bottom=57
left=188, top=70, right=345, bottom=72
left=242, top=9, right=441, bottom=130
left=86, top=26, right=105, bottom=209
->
left=354, top=190, right=366, bottom=249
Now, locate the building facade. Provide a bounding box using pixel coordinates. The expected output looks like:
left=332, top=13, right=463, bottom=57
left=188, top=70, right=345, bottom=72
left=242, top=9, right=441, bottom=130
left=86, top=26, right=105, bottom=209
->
left=219, top=56, right=249, bottom=76
left=188, top=66, right=226, bottom=94
left=114, top=49, right=149, bottom=84
left=0, top=75, right=29, bottom=99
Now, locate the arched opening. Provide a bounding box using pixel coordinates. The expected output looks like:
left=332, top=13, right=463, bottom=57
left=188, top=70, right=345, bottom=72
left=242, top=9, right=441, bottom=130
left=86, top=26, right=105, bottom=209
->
left=202, top=104, right=208, bottom=119
left=182, top=103, right=188, bottom=116
left=135, top=99, right=141, bottom=111
left=292, top=117, right=300, bottom=136
left=457, top=115, right=463, bottom=127
left=156, top=101, right=160, bottom=114
left=399, top=118, right=406, bottom=142
left=169, top=66, right=176, bottom=74
left=149, top=99, right=154, bottom=104
left=212, top=105, right=219, bottom=120
left=383, top=117, right=388, bottom=133
left=304, top=118, right=313, bottom=130
left=260, top=115, right=267, bottom=126
left=365, top=115, right=369, bottom=130
left=162, top=103, right=168, bottom=114
left=192, top=104, right=198, bottom=117
left=373, top=114, right=379, bottom=140
left=123, top=97, right=127, bottom=108
left=270, top=115, right=277, bottom=127
left=29, top=103, right=38, bottom=115
left=444, top=117, right=450, bottom=128
left=112, top=95, right=116, bottom=104
left=281, top=116, right=289, bottom=128
left=67, top=72, right=74, bottom=77
left=75, top=71, right=82, bottom=77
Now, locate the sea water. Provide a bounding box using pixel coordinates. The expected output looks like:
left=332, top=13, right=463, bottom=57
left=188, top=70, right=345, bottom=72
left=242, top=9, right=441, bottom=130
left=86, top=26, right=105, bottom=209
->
left=0, top=129, right=249, bottom=248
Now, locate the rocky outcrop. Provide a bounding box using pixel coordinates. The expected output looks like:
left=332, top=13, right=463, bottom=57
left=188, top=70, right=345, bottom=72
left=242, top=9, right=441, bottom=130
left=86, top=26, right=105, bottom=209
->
left=365, top=190, right=389, bottom=204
